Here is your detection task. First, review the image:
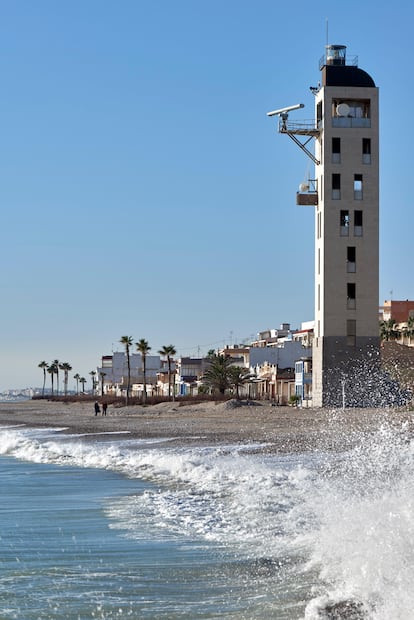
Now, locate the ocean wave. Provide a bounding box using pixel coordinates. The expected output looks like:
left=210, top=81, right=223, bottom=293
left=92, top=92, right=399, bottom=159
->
left=2, top=421, right=414, bottom=618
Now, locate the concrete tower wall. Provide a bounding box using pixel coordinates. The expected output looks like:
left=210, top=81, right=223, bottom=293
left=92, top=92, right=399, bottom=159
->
left=312, top=52, right=380, bottom=407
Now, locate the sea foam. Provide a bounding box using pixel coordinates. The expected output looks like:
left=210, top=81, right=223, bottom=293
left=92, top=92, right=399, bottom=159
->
left=2, top=420, right=414, bottom=619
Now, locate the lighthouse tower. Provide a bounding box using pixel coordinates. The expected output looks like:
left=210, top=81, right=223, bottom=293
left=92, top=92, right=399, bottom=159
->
left=313, top=44, right=379, bottom=406
left=270, top=45, right=380, bottom=407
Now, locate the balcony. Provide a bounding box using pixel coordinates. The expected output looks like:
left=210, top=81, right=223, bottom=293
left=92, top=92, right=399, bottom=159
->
left=296, top=191, right=318, bottom=206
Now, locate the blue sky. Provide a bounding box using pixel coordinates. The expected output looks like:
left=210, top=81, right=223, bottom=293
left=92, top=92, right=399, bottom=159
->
left=1, top=0, right=412, bottom=390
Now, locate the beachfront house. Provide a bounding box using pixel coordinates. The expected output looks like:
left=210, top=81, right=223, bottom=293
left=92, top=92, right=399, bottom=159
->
left=97, top=351, right=161, bottom=397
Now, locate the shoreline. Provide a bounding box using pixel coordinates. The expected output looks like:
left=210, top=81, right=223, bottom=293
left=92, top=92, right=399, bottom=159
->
left=0, top=399, right=413, bottom=453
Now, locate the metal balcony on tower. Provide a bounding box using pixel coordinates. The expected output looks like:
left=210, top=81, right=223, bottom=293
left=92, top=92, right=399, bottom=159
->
left=278, top=113, right=320, bottom=165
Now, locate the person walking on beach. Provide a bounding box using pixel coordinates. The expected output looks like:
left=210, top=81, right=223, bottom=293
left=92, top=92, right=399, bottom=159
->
left=94, top=401, right=100, bottom=416
left=102, top=402, right=108, bottom=416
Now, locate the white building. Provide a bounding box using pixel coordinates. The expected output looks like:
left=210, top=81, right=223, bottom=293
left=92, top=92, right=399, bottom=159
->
left=97, top=351, right=161, bottom=395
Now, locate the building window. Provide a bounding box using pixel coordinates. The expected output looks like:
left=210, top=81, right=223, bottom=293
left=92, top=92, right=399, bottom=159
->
left=332, top=173, right=341, bottom=199
left=354, top=210, right=363, bottom=236
left=347, top=246, right=356, bottom=273
left=347, top=283, right=356, bottom=309
left=354, top=174, right=363, bottom=200
left=347, top=319, right=356, bottom=347
left=362, top=138, right=371, bottom=164
left=317, top=101, right=323, bottom=127
left=340, top=210, right=349, bottom=236
left=332, top=99, right=371, bottom=128
left=332, top=137, right=341, bottom=163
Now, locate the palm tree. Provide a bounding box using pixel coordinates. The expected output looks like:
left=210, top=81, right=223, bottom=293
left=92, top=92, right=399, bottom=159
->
left=73, top=373, right=81, bottom=396
left=47, top=362, right=58, bottom=396
left=380, top=318, right=399, bottom=341
left=52, top=359, right=60, bottom=395
left=227, top=366, right=253, bottom=399
left=60, top=362, right=72, bottom=396
left=202, top=354, right=233, bottom=395
left=136, top=339, right=151, bottom=403
left=99, top=371, right=106, bottom=397
left=89, top=370, right=97, bottom=395
left=158, top=344, right=177, bottom=401
left=402, top=315, right=414, bottom=345
left=408, top=315, right=414, bottom=345
left=38, top=361, right=48, bottom=396
left=79, top=377, right=87, bottom=393
left=120, top=336, right=134, bottom=404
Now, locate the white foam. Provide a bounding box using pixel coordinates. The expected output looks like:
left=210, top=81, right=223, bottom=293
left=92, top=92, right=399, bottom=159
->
left=2, top=421, right=414, bottom=617
left=302, top=423, right=414, bottom=619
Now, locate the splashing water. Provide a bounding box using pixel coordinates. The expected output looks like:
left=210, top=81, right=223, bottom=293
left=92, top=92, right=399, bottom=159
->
left=302, top=422, right=414, bottom=619
left=1, top=415, right=414, bottom=619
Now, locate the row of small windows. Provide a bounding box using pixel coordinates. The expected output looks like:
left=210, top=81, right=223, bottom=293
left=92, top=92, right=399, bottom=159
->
left=340, top=210, right=363, bottom=236
left=316, top=210, right=363, bottom=239
left=332, top=173, right=364, bottom=200
left=331, top=138, right=371, bottom=164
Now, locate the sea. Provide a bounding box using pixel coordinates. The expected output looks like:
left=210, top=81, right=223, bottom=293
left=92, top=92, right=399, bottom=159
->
left=0, top=417, right=413, bottom=619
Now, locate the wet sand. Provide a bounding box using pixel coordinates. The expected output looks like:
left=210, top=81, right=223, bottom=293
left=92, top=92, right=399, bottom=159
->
left=0, top=399, right=413, bottom=453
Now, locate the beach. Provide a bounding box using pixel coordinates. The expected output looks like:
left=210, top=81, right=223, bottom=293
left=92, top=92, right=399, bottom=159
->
left=0, top=398, right=412, bottom=452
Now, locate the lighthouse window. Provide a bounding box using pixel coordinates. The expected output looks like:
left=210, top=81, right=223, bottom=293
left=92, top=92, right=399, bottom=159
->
left=347, top=246, right=356, bottom=272
left=317, top=101, right=323, bottom=128
left=347, top=283, right=356, bottom=309
left=332, top=137, right=341, bottom=163
left=332, top=173, right=341, bottom=199
left=340, top=210, right=349, bottom=236
left=332, top=99, right=371, bottom=128
left=362, top=138, right=371, bottom=164
left=354, top=210, right=363, bottom=236
left=354, top=174, right=363, bottom=200
left=347, top=319, right=356, bottom=347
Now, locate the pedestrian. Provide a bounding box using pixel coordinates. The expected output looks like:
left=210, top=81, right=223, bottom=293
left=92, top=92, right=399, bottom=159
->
left=94, top=401, right=100, bottom=416
left=102, top=402, right=108, bottom=416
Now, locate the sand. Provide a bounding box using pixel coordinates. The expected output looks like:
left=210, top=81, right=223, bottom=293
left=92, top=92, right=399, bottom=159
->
left=0, top=399, right=413, bottom=453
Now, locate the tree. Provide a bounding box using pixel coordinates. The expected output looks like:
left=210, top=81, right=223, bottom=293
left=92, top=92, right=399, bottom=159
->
left=38, top=361, right=48, bottom=396
left=60, top=362, right=72, bottom=396
left=73, top=373, right=81, bottom=396
left=202, top=354, right=233, bottom=395
left=227, top=365, right=253, bottom=399
left=47, top=362, right=58, bottom=396
left=120, top=336, right=134, bottom=404
left=79, top=377, right=87, bottom=393
left=402, top=315, right=414, bottom=345
left=89, top=370, right=97, bottom=395
left=158, top=344, right=177, bottom=401
left=136, top=338, right=151, bottom=403
left=380, top=318, right=399, bottom=341
left=52, top=359, right=60, bottom=395
left=99, top=371, right=106, bottom=397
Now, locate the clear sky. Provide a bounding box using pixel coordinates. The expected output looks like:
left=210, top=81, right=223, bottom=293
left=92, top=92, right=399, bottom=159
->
left=1, top=0, right=413, bottom=390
